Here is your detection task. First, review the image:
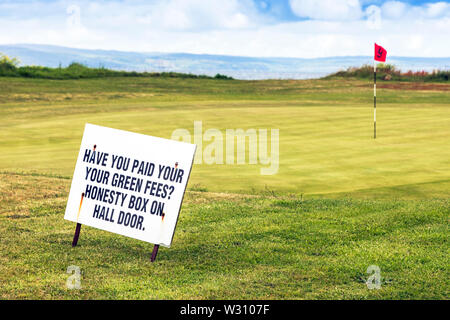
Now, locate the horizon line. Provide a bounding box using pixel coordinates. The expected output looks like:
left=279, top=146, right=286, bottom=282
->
left=2, top=43, right=450, bottom=60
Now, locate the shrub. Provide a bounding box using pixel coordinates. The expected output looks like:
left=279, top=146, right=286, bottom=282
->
left=326, top=64, right=448, bottom=82
left=0, top=53, right=20, bottom=75
left=214, top=73, right=233, bottom=80
left=0, top=54, right=235, bottom=80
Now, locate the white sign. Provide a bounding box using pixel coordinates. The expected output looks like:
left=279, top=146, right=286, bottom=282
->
left=64, top=123, right=196, bottom=248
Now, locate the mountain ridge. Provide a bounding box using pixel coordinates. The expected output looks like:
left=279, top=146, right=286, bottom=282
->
left=1, top=44, right=449, bottom=80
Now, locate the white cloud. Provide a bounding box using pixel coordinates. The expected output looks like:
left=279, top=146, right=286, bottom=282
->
left=289, top=0, right=363, bottom=20
left=381, top=1, right=407, bottom=19
left=0, top=0, right=449, bottom=58
left=79, top=0, right=257, bottom=31
left=423, top=2, right=450, bottom=18
left=379, top=1, right=450, bottom=20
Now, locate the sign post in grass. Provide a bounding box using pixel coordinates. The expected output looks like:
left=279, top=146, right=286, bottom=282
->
left=65, top=123, right=196, bottom=262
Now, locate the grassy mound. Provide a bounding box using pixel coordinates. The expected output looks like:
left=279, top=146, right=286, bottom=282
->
left=327, top=64, right=449, bottom=82
left=0, top=54, right=233, bottom=80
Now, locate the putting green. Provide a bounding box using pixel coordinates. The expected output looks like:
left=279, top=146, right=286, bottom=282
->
left=0, top=77, right=449, bottom=198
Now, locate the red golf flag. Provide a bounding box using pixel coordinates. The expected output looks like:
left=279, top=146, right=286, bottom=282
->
left=374, top=43, right=387, bottom=62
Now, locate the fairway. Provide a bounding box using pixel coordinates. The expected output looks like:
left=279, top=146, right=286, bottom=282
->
left=1, top=77, right=449, bottom=197
left=0, top=76, right=449, bottom=299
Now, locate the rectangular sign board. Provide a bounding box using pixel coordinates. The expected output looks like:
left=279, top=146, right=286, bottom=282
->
left=64, top=123, right=196, bottom=248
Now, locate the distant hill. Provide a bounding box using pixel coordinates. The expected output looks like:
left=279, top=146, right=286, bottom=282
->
left=1, top=44, right=449, bottom=80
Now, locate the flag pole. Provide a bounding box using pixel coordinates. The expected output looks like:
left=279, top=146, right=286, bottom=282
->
left=373, top=60, right=376, bottom=139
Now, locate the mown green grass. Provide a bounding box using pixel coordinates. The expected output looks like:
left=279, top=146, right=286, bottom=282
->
left=0, top=173, right=448, bottom=299
left=1, top=77, right=449, bottom=197
left=0, top=76, right=448, bottom=299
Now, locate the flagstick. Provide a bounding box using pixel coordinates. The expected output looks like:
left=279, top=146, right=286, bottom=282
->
left=374, top=61, right=377, bottom=139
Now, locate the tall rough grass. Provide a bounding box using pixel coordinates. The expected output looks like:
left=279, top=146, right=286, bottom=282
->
left=327, top=63, right=449, bottom=82
left=0, top=53, right=233, bottom=80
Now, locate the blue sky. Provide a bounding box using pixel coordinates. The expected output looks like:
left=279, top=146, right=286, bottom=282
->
left=0, top=0, right=449, bottom=57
